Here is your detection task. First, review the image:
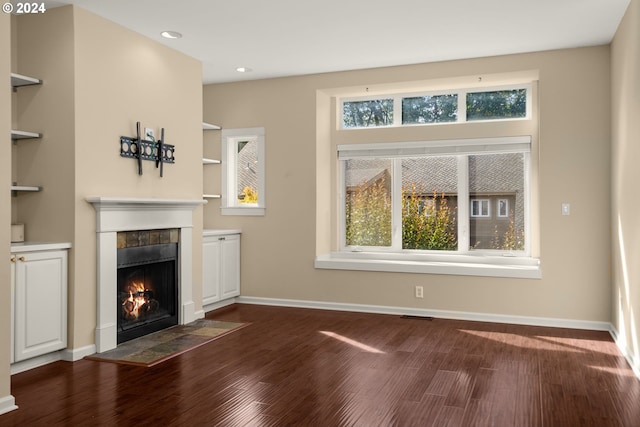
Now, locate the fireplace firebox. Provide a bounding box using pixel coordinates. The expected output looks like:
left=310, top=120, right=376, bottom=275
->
left=116, top=236, right=178, bottom=344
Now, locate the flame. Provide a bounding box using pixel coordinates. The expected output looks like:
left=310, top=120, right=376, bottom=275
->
left=122, top=281, right=149, bottom=320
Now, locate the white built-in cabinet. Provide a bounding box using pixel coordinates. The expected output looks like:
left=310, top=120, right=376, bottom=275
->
left=202, top=230, right=240, bottom=310
left=10, top=244, right=69, bottom=363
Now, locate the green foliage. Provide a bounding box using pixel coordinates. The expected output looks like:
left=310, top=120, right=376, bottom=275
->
left=343, top=99, right=394, bottom=128
left=466, top=89, right=526, bottom=121
left=239, top=186, right=258, bottom=204
left=402, top=187, right=458, bottom=250
left=345, top=178, right=392, bottom=246
left=402, top=94, right=458, bottom=124
left=347, top=181, right=523, bottom=252
left=490, top=215, right=525, bottom=251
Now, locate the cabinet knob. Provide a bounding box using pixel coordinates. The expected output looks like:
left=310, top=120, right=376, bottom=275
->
left=219, top=237, right=226, bottom=241
left=19, top=256, right=25, bottom=262
left=10, top=256, right=16, bottom=263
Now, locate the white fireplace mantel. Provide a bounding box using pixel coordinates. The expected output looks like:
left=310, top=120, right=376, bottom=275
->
left=87, top=197, right=206, bottom=353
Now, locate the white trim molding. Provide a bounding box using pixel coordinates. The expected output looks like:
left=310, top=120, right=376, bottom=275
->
left=235, top=297, right=640, bottom=380
left=315, top=253, right=542, bottom=279
left=609, top=324, right=640, bottom=380
left=236, top=296, right=611, bottom=331
left=62, top=344, right=97, bottom=362
left=0, top=395, right=18, bottom=415
left=221, top=127, right=266, bottom=216
left=87, top=197, right=206, bottom=353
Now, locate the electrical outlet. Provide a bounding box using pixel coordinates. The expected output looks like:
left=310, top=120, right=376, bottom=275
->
left=415, top=285, right=424, bottom=299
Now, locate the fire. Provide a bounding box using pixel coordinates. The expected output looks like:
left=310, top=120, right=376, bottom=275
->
left=122, top=281, right=152, bottom=320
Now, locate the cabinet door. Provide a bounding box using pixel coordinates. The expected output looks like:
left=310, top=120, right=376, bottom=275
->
left=220, top=234, right=240, bottom=299
left=202, top=238, right=221, bottom=305
left=14, top=250, right=67, bottom=362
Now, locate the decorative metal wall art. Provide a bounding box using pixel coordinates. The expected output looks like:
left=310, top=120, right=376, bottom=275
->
left=120, top=122, right=174, bottom=177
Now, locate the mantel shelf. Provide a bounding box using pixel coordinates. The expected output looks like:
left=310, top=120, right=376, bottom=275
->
left=11, top=72, right=41, bottom=88
left=11, top=130, right=41, bottom=140
left=203, top=158, right=221, bottom=165
left=202, top=122, right=221, bottom=131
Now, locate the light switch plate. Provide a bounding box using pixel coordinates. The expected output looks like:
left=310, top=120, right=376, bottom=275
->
left=562, top=203, right=570, bottom=216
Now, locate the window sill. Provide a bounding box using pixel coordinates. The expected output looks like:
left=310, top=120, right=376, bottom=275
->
left=314, top=252, right=541, bottom=279
left=221, top=206, right=265, bottom=216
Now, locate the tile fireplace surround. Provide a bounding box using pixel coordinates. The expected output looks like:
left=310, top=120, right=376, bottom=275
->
left=87, top=197, right=206, bottom=353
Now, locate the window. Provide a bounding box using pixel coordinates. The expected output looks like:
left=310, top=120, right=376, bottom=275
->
left=497, top=199, right=509, bottom=218
left=466, top=89, right=527, bottom=121
left=343, top=99, right=393, bottom=128
left=340, top=85, right=529, bottom=129
left=470, top=199, right=490, bottom=218
left=402, top=94, right=458, bottom=124
left=221, top=127, right=265, bottom=216
left=339, top=137, right=530, bottom=255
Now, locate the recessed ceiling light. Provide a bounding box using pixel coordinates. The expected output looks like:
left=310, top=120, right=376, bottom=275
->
left=161, top=31, right=182, bottom=39
left=236, top=67, right=252, bottom=73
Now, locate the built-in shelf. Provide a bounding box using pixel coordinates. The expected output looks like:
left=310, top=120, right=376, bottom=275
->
left=10, top=72, right=41, bottom=89
left=11, top=185, right=41, bottom=192
left=11, top=130, right=41, bottom=140
left=10, top=73, right=43, bottom=199
left=203, top=122, right=221, bottom=201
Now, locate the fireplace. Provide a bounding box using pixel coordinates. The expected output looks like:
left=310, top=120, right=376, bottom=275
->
left=88, top=197, right=206, bottom=353
left=116, top=230, right=179, bottom=343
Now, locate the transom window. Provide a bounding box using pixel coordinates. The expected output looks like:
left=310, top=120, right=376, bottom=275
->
left=339, top=137, right=530, bottom=254
left=341, top=85, right=529, bottom=129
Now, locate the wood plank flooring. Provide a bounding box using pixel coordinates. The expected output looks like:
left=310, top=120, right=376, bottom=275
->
left=3, top=303, right=640, bottom=426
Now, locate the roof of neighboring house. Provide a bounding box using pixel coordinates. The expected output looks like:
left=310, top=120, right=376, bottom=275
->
left=345, top=154, right=524, bottom=194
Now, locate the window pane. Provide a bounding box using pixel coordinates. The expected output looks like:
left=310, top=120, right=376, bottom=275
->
left=402, top=94, right=458, bottom=124
left=466, top=89, right=526, bottom=121
left=345, top=159, right=392, bottom=247
left=236, top=139, right=259, bottom=204
left=469, top=153, right=525, bottom=250
left=401, top=157, right=458, bottom=250
left=343, top=99, right=394, bottom=128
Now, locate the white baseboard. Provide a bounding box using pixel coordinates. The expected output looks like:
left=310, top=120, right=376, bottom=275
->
left=0, top=395, right=18, bottom=415
left=237, top=296, right=640, bottom=381
left=235, top=296, right=612, bottom=331
left=10, top=352, right=63, bottom=375
left=203, top=298, right=237, bottom=314
left=609, top=324, right=640, bottom=379
left=62, top=344, right=97, bottom=361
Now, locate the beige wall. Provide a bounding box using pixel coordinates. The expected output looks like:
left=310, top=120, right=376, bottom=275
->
left=612, top=0, right=640, bottom=372
left=14, top=8, right=75, bottom=241
left=204, top=46, right=611, bottom=323
left=72, top=7, right=204, bottom=348
left=1, top=12, right=14, bottom=409
left=11, top=5, right=204, bottom=351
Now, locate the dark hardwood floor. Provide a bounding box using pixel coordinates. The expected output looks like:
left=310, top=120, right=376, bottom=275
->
left=3, top=303, right=640, bottom=426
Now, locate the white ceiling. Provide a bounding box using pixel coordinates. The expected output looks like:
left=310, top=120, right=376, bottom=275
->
left=48, top=0, right=630, bottom=84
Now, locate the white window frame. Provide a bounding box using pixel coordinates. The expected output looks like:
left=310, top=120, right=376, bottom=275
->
left=221, top=127, right=265, bottom=216
left=470, top=199, right=491, bottom=218
left=340, top=84, right=531, bottom=130
left=497, top=199, right=509, bottom=218
left=319, top=136, right=539, bottom=279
